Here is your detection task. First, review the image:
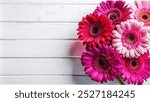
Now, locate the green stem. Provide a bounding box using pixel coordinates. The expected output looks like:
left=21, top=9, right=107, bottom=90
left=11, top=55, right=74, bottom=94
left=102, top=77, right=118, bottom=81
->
left=116, top=77, right=125, bottom=85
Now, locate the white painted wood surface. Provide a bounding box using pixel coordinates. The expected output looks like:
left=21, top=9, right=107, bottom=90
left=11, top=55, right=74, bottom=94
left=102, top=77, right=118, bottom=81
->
left=0, top=40, right=84, bottom=57
left=0, top=58, right=84, bottom=75
left=0, top=0, right=100, bottom=4
left=0, top=76, right=120, bottom=84
left=0, top=23, right=78, bottom=39
left=0, top=0, right=149, bottom=84
left=0, top=5, right=96, bottom=22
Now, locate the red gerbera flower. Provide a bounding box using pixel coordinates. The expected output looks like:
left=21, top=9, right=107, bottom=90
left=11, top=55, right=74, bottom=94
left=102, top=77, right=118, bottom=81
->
left=77, top=13, right=114, bottom=47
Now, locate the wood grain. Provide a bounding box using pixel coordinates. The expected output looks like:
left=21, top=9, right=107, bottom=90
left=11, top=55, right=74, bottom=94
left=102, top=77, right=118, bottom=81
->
left=0, top=0, right=100, bottom=4
left=0, top=40, right=85, bottom=57
left=0, top=23, right=78, bottom=39
left=0, top=0, right=148, bottom=85
left=0, top=5, right=96, bottom=22
left=0, top=76, right=120, bottom=84
left=0, top=58, right=84, bottom=75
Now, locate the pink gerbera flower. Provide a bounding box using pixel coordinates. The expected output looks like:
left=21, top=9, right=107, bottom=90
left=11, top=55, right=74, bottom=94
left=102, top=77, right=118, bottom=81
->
left=132, top=1, right=150, bottom=26
left=95, top=0, right=132, bottom=25
left=112, top=20, right=150, bottom=58
left=120, top=53, right=150, bottom=85
left=81, top=46, right=123, bottom=83
left=147, top=26, right=150, bottom=52
left=77, top=13, right=114, bottom=47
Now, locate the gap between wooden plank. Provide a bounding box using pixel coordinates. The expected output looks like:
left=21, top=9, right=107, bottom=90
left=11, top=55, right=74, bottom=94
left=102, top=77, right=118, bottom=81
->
left=0, top=74, right=86, bottom=77
left=0, top=21, right=79, bottom=23
left=0, top=39, right=78, bottom=40
left=0, top=39, right=79, bottom=40
left=0, top=56, right=81, bottom=59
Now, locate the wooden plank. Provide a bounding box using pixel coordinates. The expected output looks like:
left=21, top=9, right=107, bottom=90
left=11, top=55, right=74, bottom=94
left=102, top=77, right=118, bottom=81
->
left=0, top=0, right=100, bottom=4
left=0, top=58, right=84, bottom=75
left=0, top=5, right=96, bottom=22
left=0, top=76, right=119, bottom=84
left=0, top=40, right=85, bottom=57
left=1, top=76, right=149, bottom=84
left=0, top=23, right=78, bottom=39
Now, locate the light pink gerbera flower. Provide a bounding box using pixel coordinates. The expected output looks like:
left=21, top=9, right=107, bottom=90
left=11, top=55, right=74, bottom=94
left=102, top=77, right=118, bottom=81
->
left=95, top=0, right=132, bottom=25
left=120, top=53, right=150, bottom=85
left=112, top=20, right=150, bottom=58
left=81, top=46, right=123, bottom=83
left=146, top=26, right=150, bottom=51
left=132, top=1, right=150, bottom=26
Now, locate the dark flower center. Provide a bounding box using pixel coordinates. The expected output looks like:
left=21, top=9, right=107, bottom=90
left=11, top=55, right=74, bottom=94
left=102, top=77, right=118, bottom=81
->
left=109, top=12, right=119, bottom=20
left=131, top=60, right=137, bottom=67
left=142, top=15, right=148, bottom=20
left=93, top=55, right=111, bottom=71
left=107, top=9, right=121, bottom=22
left=98, top=56, right=110, bottom=69
left=99, top=59, right=106, bottom=66
left=92, top=25, right=99, bottom=34
left=140, top=12, right=150, bottom=21
left=128, top=60, right=139, bottom=70
left=127, top=59, right=142, bottom=73
left=125, top=33, right=136, bottom=45
left=90, top=24, right=101, bottom=37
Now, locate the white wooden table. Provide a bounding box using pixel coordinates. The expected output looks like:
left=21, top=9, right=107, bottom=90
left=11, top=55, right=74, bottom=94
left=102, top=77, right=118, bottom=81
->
left=0, top=0, right=149, bottom=84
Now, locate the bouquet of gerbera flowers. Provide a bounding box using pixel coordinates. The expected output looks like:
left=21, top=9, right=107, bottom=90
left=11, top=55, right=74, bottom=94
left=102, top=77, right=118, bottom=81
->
left=77, top=0, right=150, bottom=85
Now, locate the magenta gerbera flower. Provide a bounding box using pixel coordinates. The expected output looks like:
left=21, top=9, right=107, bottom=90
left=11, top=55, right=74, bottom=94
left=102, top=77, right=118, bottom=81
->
left=132, top=1, right=150, bottom=26
left=77, top=13, right=114, bottom=47
left=112, top=20, right=150, bottom=58
left=120, top=53, right=150, bottom=85
left=95, top=0, right=132, bottom=25
left=81, top=46, right=123, bottom=83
